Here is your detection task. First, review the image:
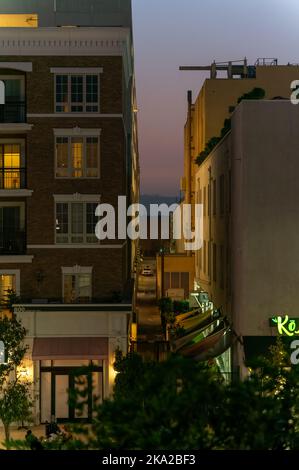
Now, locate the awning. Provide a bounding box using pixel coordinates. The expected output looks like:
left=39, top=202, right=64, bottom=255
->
left=32, top=337, right=108, bottom=360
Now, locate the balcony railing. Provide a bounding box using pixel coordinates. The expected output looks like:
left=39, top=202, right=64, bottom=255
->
left=0, top=102, right=26, bottom=123
left=0, top=168, right=26, bottom=190
left=0, top=231, right=26, bottom=255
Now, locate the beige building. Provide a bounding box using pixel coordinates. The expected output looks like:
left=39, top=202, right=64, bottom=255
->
left=195, top=100, right=299, bottom=372
left=181, top=59, right=299, bottom=228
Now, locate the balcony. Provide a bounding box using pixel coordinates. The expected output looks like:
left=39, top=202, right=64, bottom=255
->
left=0, top=168, right=26, bottom=190
left=0, top=102, right=26, bottom=124
left=0, top=231, right=26, bottom=255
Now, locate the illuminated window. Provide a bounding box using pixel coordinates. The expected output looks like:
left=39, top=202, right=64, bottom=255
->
left=63, top=273, right=92, bottom=303
left=56, top=202, right=98, bottom=244
left=0, top=142, right=25, bottom=189
left=55, top=136, right=99, bottom=178
left=55, top=74, right=99, bottom=113
left=0, top=274, right=16, bottom=317
left=0, top=14, right=38, bottom=28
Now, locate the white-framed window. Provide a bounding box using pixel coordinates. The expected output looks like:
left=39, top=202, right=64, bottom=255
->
left=55, top=74, right=99, bottom=113
left=0, top=269, right=20, bottom=315
left=56, top=201, right=98, bottom=244
left=62, top=266, right=92, bottom=304
left=55, top=135, right=100, bottom=178
left=0, top=139, right=26, bottom=189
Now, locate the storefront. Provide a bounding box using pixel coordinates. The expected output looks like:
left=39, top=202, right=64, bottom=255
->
left=14, top=303, right=131, bottom=424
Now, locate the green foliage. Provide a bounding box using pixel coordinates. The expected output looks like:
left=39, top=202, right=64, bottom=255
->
left=195, top=87, right=266, bottom=166
left=10, top=338, right=299, bottom=450
left=237, top=87, right=265, bottom=104
left=0, top=316, right=27, bottom=382
left=0, top=381, right=33, bottom=442
left=158, top=297, right=173, bottom=336
left=173, top=301, right=189, bottom=315
left=0, top=317, right=31, bottom=443
left=0, top=289, right=21, bottom=316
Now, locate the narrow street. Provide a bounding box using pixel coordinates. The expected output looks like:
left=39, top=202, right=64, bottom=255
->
left=136, top=258, right=163, bottom=341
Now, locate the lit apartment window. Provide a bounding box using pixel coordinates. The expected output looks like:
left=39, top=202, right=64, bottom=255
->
left=0, top=143, right=25, bottom=189
left=56, top=136, right=99, bottom=178
left=63, top=273, right=92, bottom=303
left=203, top=240, right=206, bottom=273
left=0, top=274, right=15, bottom=300
left=56, top=202, right=98, bottom=244
left=55, top=75, right=99, bottom=113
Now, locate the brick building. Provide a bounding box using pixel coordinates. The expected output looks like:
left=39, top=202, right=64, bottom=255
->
left=0, top=1, right=139, bottom=423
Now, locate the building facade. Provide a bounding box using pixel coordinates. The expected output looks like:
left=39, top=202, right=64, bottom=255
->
left=0, top=0, right=139, bottom=424
left=176, top=60, right=299, bottom=373
left=195, top=100, right=299, bottom=374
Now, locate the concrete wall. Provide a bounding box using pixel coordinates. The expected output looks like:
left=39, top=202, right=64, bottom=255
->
left=231, top=100, right=299, bottom=336
left=195, top=100, right=299, bottom=338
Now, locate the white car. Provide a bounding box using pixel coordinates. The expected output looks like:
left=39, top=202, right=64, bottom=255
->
left=141, top=267, right=153, bottom=276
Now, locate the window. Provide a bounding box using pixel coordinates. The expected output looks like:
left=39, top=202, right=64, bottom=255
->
left=208, top=242, right=211, bottom=277
left=56, top=202, right=98, bottom=244
left=203, top=187, right=206, bottom=217
left=220, top=174, right=225, bottom=216
left=0, top=204, right=25, bottom=254
left=213, top=243, right=217, bottom=283
left=213, top=180, right=217, bottom=216
left=203, top=240, right=206, bottom=273
left=220, top=245, right=224, bottom=289
left=56, top=136, right=99, bottom=178
left=55, top=74, right=99, bottom=113
left=0, top=143, right=25, bottom=189
left=228, top=170, right=232, bottom=213
left=208, top=184, right=211, bottom=217
left=63, top=273, right=92, bottom=303
left=164, top=272, right=189, bottom=297
left=0, top=272, right=18, bottom=317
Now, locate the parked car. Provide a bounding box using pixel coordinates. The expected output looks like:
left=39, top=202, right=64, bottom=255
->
left=141, top=267, right=154, bottom=276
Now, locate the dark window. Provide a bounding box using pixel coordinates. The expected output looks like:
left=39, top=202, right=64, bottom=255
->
left=220, top=174, right=225, bottom=216
left=220, top=245, right=224, bottom=289
left=213, top=243, right=217, bottom=282
left=213, top=179, right=217, bottom=216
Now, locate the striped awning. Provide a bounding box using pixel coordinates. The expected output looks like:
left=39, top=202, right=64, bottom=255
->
left=32, top=337, right=108, bottom=360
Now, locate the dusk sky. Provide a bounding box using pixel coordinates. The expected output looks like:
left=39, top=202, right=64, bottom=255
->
left=132, top=0, right=299, bottom=197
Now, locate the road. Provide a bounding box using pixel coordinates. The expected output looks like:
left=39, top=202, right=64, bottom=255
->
left=136, top=258, right=163, bottom=341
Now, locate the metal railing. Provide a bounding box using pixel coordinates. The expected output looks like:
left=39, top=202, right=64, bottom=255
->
left=0, top=168, right=26, bottom=189
left=0, top=231, right=26, bottom=255
left=0, top=102, right=26, bottom=123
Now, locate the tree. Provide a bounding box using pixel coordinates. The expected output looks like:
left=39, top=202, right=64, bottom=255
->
left=0, top=316, right=33, bottom=442
left=0, top=381, right=33, bottom=442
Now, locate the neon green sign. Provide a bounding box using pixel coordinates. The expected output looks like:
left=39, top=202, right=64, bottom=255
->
left=271, top=315, right=299, bottom=337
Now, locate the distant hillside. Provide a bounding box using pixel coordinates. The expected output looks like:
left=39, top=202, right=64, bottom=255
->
left=140, top=194, right=178, bottom=210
